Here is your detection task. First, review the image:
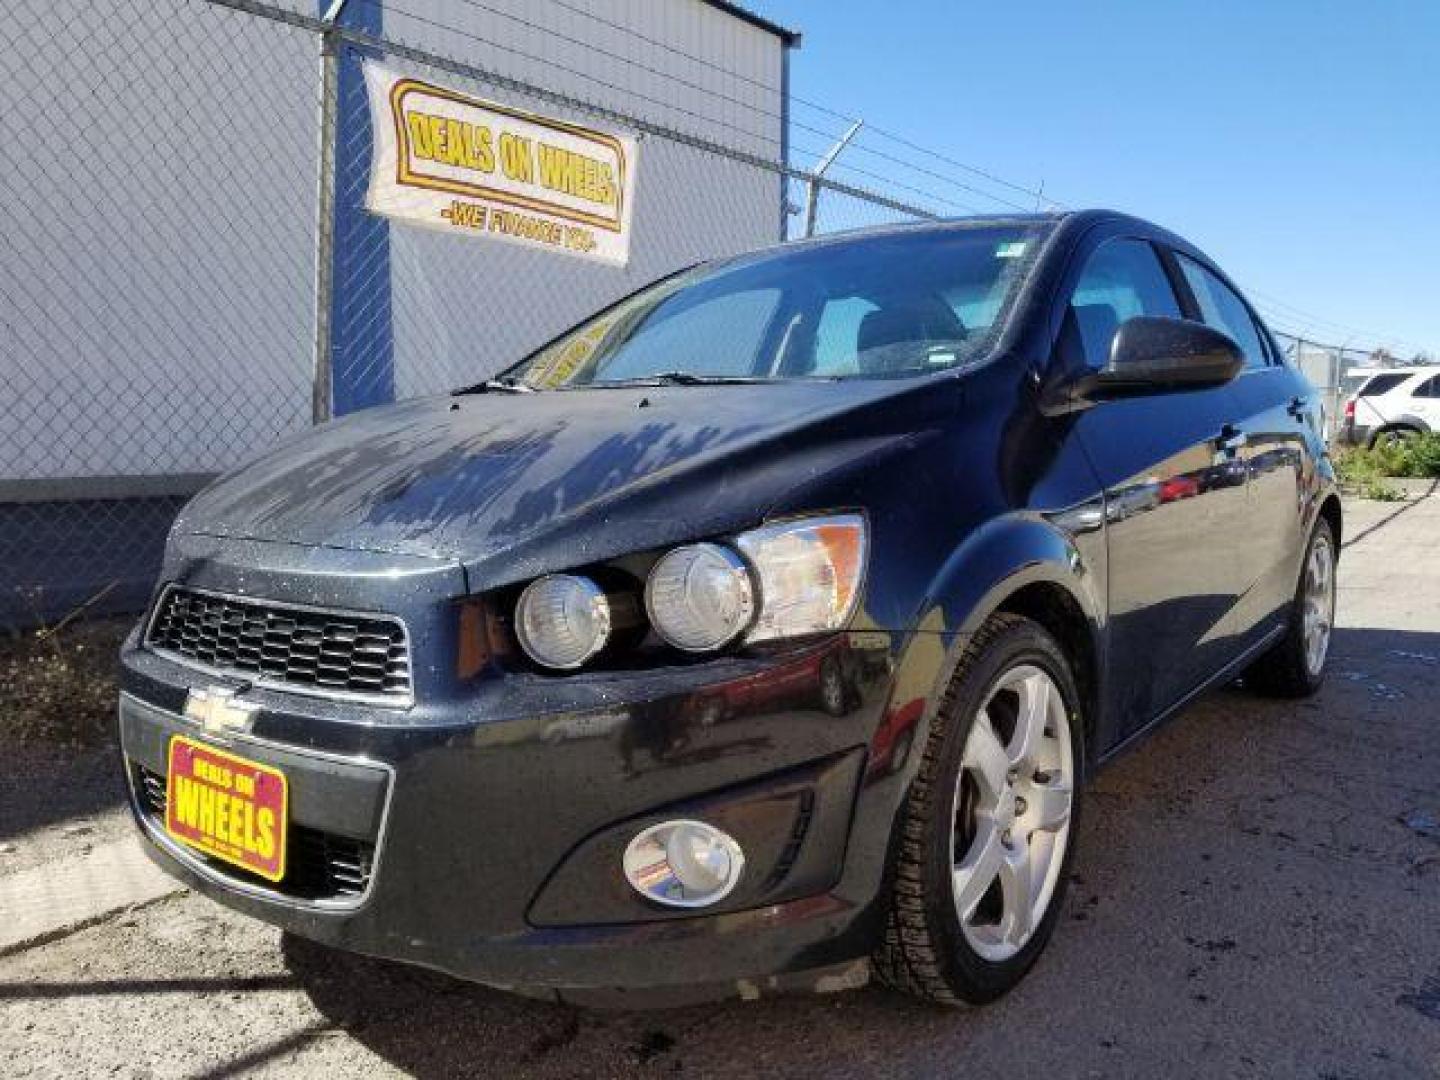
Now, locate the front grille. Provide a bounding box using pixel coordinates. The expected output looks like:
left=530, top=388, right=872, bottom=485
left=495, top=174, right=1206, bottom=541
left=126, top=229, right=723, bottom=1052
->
left=133, top=763, right=376, bottom=902
left=146, top=586, right=411, bottom=702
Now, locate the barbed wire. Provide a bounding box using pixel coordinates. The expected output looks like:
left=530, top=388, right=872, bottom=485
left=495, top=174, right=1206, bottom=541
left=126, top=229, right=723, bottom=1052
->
left=379, top=0, right=1052, bottom=214
left=521, top=0, right=1062, bottom=211
left=363, top=0, right=787, bottom=150
left=191, top=0, right=1435, bottom=361
left=1250, top=289, right=1427, bottom=356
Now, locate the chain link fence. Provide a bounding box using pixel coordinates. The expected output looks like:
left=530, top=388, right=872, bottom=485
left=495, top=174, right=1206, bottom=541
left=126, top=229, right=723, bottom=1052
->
left=0, top=0, right=938, bottom=631
left=1, top=0, right=323, bottom=630
left=10, top=0, right=1386, bottom=633
left=1272, top=332, right=1374, bottom=441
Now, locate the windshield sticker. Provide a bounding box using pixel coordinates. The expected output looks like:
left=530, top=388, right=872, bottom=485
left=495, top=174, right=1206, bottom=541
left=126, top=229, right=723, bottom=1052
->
left=995, top=241, right=1028, bottom=259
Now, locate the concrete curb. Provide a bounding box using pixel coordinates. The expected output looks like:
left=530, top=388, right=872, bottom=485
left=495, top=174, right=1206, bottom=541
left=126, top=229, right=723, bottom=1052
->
left=0, top=836, right=183, bottom=957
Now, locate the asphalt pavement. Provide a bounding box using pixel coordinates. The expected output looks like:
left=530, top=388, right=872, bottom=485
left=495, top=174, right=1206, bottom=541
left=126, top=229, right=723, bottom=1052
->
left=2, top=490, right=1438, bottom=1079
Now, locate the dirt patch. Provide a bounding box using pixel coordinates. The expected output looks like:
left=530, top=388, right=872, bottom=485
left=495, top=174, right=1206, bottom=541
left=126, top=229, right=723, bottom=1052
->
left=0, top=618, right=132, bottom=747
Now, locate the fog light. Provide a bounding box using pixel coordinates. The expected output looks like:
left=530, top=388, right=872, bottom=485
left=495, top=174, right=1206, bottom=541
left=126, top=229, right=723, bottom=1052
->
left=622, top=820, right=745, bottom=908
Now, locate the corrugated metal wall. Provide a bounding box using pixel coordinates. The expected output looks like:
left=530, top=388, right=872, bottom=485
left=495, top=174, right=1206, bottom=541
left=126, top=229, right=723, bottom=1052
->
left=0, top=0, right=318, bottom=482
left=0, top=0, right=788, bottom=482
left=0, top=0, right=791, bottom=626
left=375, top=0, right=790, bottom=399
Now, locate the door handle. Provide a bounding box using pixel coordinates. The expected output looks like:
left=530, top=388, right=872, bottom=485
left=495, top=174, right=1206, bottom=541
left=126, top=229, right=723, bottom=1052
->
left=1215, top=424, right=1248, bottom=456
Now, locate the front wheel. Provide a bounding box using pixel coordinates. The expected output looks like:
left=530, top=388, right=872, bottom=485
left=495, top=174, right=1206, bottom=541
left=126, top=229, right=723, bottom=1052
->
left=873, top=614, right=1084, bottom=1005
left=1244, top=517, right=1337, bottom=697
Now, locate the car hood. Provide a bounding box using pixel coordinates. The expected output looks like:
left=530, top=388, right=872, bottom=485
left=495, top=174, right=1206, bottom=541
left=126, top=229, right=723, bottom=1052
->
left=176, top=380, right=948, bottom=589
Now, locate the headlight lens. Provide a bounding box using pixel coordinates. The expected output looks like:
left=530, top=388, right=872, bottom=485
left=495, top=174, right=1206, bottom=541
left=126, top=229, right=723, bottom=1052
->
left=645, top=543, right=755, bottom=651
left=514, top=574, right=611, bottom=669
left=510, top=513, right=866, bottom=669
left=736, top=514, right=867, bottom=643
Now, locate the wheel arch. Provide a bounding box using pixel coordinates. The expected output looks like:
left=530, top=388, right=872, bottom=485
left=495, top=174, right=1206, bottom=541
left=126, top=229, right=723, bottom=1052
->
left=1368, top=420, right=1427, bottom=446
left=1317, top=491, right=1343, bottom=549
left=991, top=581, right=1100, bottom=756
left=897, top=517, right=1107, bottom=765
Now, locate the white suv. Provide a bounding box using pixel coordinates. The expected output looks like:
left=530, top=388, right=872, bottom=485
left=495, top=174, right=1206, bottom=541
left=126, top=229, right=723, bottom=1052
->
left=1341, top=366, right=1440, bottom=445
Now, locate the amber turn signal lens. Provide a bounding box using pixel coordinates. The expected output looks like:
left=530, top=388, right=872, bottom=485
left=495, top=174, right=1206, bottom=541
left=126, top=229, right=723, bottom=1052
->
left=734, top=514, right=867, bottom=643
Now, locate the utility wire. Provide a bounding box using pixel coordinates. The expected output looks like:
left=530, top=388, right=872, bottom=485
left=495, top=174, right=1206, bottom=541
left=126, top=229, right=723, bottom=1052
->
left=1248, top=287, right=1427, bottom=354
left=358, top=0, right=1416, bottom=349
left=437, top=0, right=818, bottom=134
left=820, top=161, right=987, bottom=215
left=368, top=0, right=786, bottom=148
left=443, top=0, right=1057, bottom=210
left=825, top=138, right=1038, bottom=213
left=1255, top=302, right=1404, bottom=354
left=1263, top=315, right=1406, bottom=358
left=372, top=0, right=1033, bottom=214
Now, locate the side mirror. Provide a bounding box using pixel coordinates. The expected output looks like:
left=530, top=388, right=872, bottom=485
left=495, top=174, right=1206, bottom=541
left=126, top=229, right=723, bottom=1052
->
left=1091, top=316, right=1244, bottom=396
left=1042, top=316, right=1244, bottom=414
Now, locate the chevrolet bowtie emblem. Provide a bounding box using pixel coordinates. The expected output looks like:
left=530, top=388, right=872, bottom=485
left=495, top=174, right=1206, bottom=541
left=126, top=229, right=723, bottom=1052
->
left=183, top=685, right=260, bottom=734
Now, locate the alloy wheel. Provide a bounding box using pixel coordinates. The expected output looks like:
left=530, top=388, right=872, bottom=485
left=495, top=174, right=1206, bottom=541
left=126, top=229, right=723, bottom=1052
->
left=951, top=664, right=1074, bottom=962
left=1303, top=531, right=1336, bottom=677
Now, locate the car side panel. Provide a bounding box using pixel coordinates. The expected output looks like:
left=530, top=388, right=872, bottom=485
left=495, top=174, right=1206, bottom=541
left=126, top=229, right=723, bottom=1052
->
left=1031, top=219, right=1255, bottom=744
left=1227, top=363, right=1316, bottom=643
left=1071, top=387, right=1252, bottom=737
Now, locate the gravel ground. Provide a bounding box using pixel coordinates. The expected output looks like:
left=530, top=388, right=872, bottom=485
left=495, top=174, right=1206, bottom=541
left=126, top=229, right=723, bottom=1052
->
left=0, top=617, right=134, bottom=877
left=0, top=743, right=130, bottom=878
left=2, top=494, right=1438, bottom=1079
left=0, top=617, right=131, bottom=747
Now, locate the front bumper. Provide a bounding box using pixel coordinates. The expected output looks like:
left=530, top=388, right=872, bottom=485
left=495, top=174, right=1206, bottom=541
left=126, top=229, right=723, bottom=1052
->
left=119, top=631, right=896, bottom=994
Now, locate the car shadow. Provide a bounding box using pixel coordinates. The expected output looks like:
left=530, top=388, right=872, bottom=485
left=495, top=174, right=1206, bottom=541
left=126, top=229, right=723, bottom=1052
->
left=0, top=742, right=127, bottom=841
left=281, top=930, right=951, bottom=1077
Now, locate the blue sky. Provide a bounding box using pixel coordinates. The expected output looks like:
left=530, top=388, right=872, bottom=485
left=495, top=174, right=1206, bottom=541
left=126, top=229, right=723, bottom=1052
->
left=768, top=0, right=1439, bottom=357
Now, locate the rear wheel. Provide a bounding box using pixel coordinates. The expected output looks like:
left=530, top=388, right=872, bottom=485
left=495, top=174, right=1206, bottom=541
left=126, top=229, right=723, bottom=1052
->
left=1369, top=425, right=1421, bottom=449
left=1245, top=517, right=1336, bottom=697
left=873, top=614, right=1083, bottom=1005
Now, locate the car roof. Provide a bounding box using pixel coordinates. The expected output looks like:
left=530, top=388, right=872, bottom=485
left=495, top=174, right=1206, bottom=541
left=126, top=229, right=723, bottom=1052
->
left=1359, top=367, right=1440, bottom=378
left=783, top=208, right=1113, bottom=248
left=775, top=209, right=1209, bottom=271
left=777, top=211, right=1064, bottom=253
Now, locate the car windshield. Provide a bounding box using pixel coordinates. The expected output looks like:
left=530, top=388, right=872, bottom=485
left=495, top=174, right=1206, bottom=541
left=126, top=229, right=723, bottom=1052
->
left=503, top=223, right=1050, bottom=389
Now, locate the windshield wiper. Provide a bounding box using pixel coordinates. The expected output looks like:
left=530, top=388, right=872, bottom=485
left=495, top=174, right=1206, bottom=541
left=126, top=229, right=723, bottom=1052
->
left=592, top=371, right=770, bottom=387
left=453, top=376, right=536, bottom=395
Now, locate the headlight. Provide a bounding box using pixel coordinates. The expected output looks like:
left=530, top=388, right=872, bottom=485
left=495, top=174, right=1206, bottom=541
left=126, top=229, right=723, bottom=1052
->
left=736, top=514, right=867, bottom=643
left=514, top=574, right=611, bottom=669
left=645, top=543, right=755, bottom=651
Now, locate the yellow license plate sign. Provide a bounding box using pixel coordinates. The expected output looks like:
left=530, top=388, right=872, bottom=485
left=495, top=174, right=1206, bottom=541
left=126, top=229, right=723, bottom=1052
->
left=165, top=735, right=288, bottom=882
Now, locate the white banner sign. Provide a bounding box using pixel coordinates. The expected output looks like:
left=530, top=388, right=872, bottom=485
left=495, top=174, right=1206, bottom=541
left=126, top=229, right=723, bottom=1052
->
left=363, top=63, right=638, bottom=266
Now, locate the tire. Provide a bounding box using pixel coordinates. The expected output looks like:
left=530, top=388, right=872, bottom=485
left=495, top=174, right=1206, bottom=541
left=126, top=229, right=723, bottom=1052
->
left=818, top=655, right=849, bottom=716
left=873, top=614, right=1085, bottom=1005
left=1369, top=426, right=1420, bottom=449
left=1244, top=517, right=1337, bottom=698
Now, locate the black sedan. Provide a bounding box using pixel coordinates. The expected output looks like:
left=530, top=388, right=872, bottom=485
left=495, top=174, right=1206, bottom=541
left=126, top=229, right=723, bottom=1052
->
left=118, top=210, right=1338, bottom=1005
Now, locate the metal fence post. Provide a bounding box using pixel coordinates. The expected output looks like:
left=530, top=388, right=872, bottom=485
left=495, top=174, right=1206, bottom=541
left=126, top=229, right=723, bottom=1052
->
left=310, top=8, right=344, bottom=425
left=803, top=120, right=862, bottom=238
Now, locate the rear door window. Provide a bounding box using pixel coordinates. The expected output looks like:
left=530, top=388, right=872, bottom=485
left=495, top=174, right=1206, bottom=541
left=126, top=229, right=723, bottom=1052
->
left=1408, top=375, right=1440, bottom=398
left=1064, top=239, right=1182, bottom=369
left=1357, top=373, right=1411, bottom=397
left=1174, top=255, right=1269, bottom=370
